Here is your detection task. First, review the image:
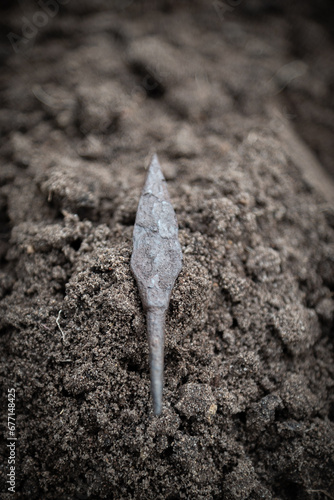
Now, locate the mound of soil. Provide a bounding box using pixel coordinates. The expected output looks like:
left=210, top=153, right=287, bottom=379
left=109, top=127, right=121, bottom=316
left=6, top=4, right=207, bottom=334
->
left=1, top=2, right=334, bottom=499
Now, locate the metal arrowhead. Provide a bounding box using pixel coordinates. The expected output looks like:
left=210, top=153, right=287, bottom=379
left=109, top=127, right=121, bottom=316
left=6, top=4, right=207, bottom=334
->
left=131, top=154, right=182, bottom=415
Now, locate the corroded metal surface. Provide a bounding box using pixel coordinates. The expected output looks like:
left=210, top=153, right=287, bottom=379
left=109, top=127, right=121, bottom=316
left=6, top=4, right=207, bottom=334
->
left=131, top=154, right=183, bottom=415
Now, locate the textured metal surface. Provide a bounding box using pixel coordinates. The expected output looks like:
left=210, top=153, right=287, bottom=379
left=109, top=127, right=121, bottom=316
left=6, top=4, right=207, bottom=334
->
left=131, top=154, right=183, bottom=415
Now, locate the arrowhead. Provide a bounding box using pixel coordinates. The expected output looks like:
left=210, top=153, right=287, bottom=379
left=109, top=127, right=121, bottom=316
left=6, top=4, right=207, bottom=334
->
left=131, top=154, right=183, bottom=415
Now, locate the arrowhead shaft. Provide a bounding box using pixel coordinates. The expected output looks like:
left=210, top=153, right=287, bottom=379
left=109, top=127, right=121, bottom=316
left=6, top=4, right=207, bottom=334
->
left=147, top=308, right=165, bottom=416
left=131, top=154, right=182, bottom=415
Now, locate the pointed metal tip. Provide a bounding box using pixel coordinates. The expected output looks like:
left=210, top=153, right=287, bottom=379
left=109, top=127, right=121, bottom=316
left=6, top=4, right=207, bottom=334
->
left=143, top=153, right=166, bottom=198
left=149, top=153, right=161, bottom=172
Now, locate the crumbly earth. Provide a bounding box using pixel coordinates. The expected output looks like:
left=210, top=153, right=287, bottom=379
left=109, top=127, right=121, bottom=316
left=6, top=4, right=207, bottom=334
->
left=0, top=2, right=334, bottom=500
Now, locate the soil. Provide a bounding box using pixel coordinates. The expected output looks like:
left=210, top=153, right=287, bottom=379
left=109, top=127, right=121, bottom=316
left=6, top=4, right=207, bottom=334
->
left=1, top=1, right=334, bottom=499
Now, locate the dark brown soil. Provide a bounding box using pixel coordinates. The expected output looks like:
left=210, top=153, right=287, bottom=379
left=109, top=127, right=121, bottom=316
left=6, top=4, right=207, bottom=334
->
left=1, top=2, right=334, bottom=499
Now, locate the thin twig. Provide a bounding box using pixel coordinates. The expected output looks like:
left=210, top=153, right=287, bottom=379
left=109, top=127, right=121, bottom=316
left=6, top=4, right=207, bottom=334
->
left=56, top=310, right=65, bottom=342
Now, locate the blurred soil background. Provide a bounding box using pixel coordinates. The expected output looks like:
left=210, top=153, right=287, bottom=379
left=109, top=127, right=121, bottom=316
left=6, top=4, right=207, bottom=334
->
left=0, top=1, right=334, bottom=499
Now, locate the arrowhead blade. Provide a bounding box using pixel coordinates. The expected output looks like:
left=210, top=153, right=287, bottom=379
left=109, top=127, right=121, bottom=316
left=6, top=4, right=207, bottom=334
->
left=131, top=154, right=182, bottom=310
